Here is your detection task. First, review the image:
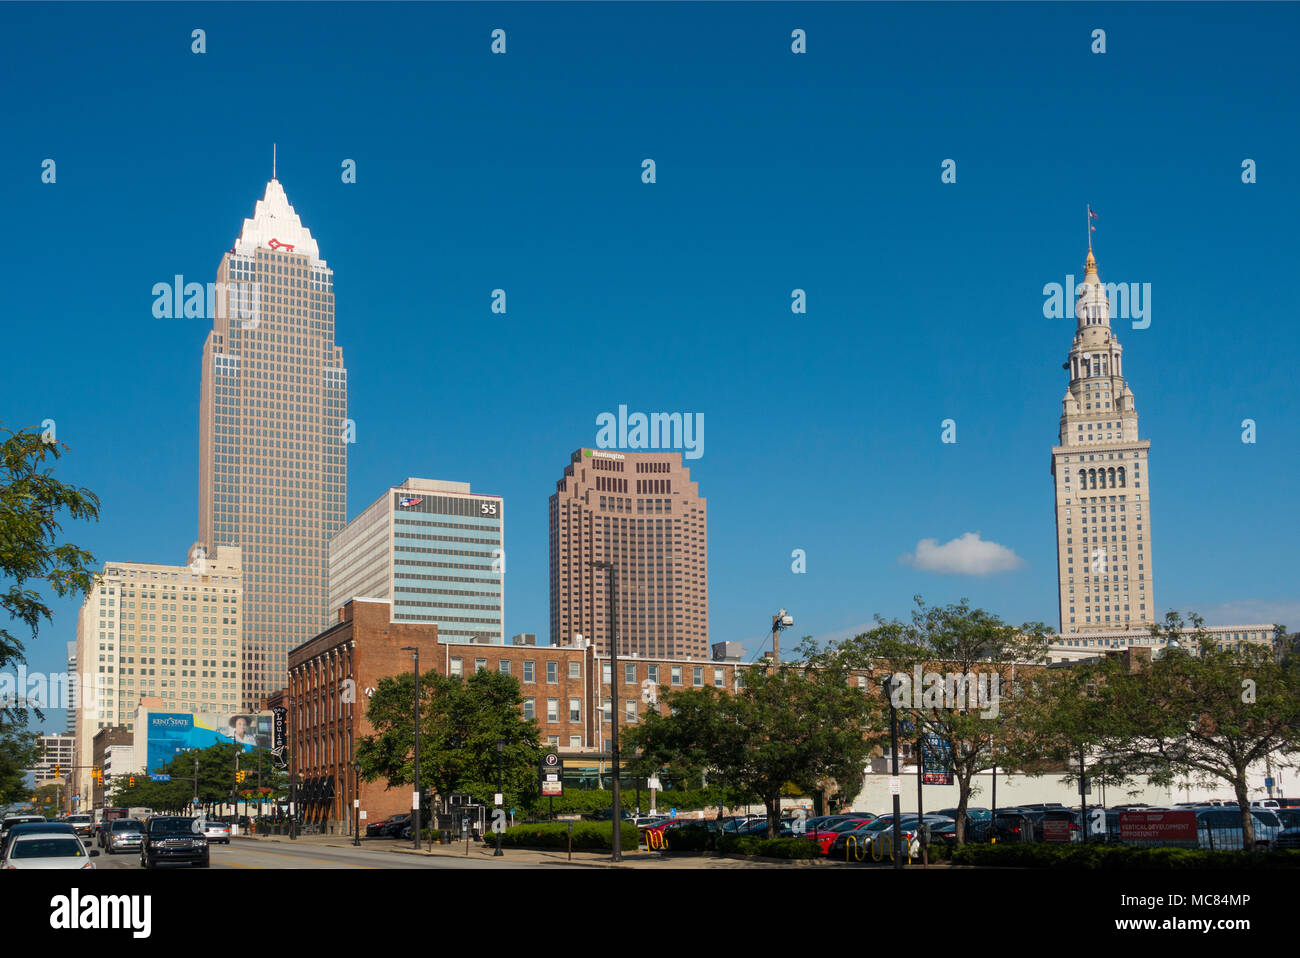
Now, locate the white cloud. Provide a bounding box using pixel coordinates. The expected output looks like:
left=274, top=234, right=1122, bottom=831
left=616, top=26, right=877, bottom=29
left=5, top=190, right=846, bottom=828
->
left=900, top=532, right=1024, bottom=576
left=1196, top=599, right=1300, bottom=629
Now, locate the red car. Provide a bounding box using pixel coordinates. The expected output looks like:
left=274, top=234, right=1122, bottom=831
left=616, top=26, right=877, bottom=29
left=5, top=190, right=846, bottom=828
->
left=806, top=815, right=877, bottom=855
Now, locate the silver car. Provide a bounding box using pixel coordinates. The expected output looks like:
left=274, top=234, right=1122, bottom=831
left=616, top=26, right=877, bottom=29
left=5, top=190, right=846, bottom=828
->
left=202, top=821, right=232, bottom=844
left=3, top=833, right=99, bottom=870
left=105, top=819, right=145, bottom=854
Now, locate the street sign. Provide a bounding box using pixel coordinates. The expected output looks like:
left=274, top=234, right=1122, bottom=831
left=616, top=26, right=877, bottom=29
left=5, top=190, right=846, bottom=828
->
left=150, top=774, right=171, bottom=782
left=647, top=776, right=661, bottom=791
left=539, top=753, right=563, bottom=796
left=1266, top=777, right=1275, bottom=789
left=888, top=777, right=901, bottom=795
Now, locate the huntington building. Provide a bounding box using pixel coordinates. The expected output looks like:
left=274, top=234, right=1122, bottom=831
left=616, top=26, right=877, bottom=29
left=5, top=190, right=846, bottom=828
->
left=198, top=175, right=347, bottom=708
left=328, top=479, right=505, bottom=643
left=1050, top=247, right=1155, bottom=635
left=549, top=449, right=708, bottom=660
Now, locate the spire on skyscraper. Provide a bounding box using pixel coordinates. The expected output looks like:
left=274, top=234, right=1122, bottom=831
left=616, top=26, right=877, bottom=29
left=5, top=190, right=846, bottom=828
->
left=234, top=178, right=324, bottom=265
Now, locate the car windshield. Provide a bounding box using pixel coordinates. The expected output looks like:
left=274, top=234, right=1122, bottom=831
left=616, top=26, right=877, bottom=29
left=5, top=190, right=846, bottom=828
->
left=66, top=816, right=92, bottom=824
left=12, top=838, right=85, bottom=858
left=111, top=820, right=143, bottom=832
left=150, top=818, right=196, bottom=836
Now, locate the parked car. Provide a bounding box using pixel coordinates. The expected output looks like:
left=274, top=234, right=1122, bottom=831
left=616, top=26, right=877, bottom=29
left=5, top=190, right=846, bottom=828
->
left=1275, top=809, right=1300, bottom=849
left=807, top=816, right=877, bottom=855
left=140, top=816, right=209, bottom=869
left=202, top=820, right=233, bottom=844
left=1195, top=807, right=1281, bottom=851
left=3, top=832, right=98, bottom=870
left=365, top=813, right=411, bottom=838
left=0, top=821, right=77, bottom=862
left=104, top=819, right=145, bottom=855
left=1251, top=799, right=1280, bottom=810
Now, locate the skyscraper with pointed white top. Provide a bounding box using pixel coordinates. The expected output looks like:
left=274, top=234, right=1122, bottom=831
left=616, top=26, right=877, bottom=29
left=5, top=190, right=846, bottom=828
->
left=1050, top=248, right=1155, bottom=635
left=199, top=176, right=347, bottom=708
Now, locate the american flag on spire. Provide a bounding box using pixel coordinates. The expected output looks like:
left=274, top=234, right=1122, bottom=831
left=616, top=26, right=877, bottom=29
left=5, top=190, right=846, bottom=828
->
left=1088, top=205, right=1099, bottom=232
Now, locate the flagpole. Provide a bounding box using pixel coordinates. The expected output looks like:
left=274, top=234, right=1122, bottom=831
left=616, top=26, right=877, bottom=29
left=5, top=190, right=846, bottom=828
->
left=1087, top=204, right=1092, bottom=254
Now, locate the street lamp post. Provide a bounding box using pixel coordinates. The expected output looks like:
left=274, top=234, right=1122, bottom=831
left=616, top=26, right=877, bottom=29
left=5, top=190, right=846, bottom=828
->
left=352, top=761, right=362, bottom=847
left=494, top=740, right=504, bottom=857
left=883, top=675, right=904, bottom=870
left=588, top=559, right=622, bottom=862
left=771, top=609, right=794, bottom=663
left=401, top=646, right=421, bottom=851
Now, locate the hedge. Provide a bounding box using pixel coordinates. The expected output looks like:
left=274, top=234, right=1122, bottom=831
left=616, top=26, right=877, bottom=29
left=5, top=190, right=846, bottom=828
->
left=539, top=787, right=739, bottom=817
left=496, top=821, right=640, bottom=851
left=717, top=835, right=822, bottom=860
left=950, top=843, right=1300, bottom=869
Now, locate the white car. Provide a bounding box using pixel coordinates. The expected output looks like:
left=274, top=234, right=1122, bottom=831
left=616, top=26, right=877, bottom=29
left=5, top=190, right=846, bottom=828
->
left=202, top=821, right=232, bottom=844
left=3, top=832, right=99, bottom=869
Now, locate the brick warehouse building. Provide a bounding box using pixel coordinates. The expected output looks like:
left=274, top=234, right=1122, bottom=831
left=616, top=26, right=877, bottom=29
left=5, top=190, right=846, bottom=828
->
left=286, top=596, right=753, bottom=833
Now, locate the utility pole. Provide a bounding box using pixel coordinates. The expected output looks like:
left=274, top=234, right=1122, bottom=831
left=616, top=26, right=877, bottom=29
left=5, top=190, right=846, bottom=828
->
left=401, top=646, right=421, bottom=850
left=589, top=560, right=622, bottom=862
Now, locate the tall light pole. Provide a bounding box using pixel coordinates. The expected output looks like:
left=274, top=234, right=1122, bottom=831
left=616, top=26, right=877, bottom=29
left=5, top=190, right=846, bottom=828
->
left=352, top=760, right=362, bottom=847
left=401, top=645, right=421, bottom=850
left=771, top=609, right=794, bottom=663
left=494, top=740, right=505, bottom=857
left=883, top=675, right=904, bottom=870
left=588, top=559, right=622, bottom=862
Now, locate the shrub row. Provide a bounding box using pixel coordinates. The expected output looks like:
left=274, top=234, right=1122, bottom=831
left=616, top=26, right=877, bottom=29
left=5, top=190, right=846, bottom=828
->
left=950, top=842, right=1300, bottom=869
left=496, top=821, right=639, bottom=851
left=542, top=787, right=736, bottom=817
left=717, top=835, right=822, bottom=859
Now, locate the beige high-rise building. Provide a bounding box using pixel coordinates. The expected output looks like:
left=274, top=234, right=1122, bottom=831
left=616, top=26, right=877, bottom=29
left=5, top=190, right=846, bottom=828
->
left=70, top=547, right=242, bottom=802
left=1050, top=248, right=1155, bottom=634
left=198, top=176, right=346, bottom=708
left=550, top=449, right=708, bottom=659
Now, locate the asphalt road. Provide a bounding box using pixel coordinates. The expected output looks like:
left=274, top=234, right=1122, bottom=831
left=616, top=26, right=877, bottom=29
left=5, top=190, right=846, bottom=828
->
left=92, top=839, right=551, bottom=870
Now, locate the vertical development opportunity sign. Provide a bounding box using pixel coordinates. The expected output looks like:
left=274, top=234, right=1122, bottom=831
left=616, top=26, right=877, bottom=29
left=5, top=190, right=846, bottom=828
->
left=540, top=752, right=563, bottom=796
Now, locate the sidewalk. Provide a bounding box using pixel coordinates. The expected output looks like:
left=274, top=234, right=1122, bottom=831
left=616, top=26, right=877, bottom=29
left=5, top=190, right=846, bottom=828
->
left=236, top=832, right=833, bottom=867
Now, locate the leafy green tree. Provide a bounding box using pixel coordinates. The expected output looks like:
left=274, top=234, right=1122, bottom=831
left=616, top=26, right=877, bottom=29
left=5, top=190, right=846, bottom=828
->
left=819, top=597, right=1051, bottom=844
left=0, top=722, right=41, bottom=805
left=356, top=668, right=542, bottom=815
left=628, top=643, right=877, bottom=838
left=0, top=423, right=100, bottom=727
left=1068, top=611, right=1300, bottom=846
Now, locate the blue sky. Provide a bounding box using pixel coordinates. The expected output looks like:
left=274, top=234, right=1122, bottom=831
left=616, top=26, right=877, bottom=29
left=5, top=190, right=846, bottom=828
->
left=2, top=3, right=1298, bottom=732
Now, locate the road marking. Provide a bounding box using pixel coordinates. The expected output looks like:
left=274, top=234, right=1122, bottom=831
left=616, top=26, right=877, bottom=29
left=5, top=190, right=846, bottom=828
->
left=221, top=847, right=376, bottom=868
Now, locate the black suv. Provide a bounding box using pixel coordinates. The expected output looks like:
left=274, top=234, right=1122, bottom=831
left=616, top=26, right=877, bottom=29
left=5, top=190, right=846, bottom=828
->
left=140, top=816, right=210, bottom=868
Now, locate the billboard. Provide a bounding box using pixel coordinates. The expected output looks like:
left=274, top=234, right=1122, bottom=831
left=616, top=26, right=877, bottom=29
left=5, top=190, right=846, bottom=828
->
left=921, top=734, right=953, bottom=785
left=145, top=711, right=273, bottom=773
left=1119, top=810, right=1198, bottom=845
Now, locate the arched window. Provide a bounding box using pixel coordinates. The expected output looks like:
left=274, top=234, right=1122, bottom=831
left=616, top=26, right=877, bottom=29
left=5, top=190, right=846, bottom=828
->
left=1107, top=467, right=1116, bottom=488
left=1088, top=469, right=1097, bottom=489
left=1118, top=467, right=1126, bottom=487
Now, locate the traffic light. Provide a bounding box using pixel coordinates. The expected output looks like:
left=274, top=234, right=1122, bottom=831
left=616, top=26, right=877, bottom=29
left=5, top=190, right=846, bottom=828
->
left=129, top=776, right=135, bottom=787
left=53, top=765, right=61, bottom=778
left=93, top=767, right=102, bottom=785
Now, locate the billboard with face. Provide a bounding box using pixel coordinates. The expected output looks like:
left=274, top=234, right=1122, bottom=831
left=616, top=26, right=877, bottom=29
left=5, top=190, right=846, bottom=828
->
left=145, top=711, right=273, bottom=773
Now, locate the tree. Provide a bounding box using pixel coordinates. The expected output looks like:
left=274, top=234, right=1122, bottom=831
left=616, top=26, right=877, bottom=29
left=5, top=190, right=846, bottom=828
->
left=0, top=721, right=41, bottom=805
left=628, top=643, right=877, bottom=838
left=820, top=596, right=1051, bottom=844
left=355, top=668, right=542, bottom=815
left=1073, top=611, right=1300, bottom=847
left=0, top=423, right=101, bottom=727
